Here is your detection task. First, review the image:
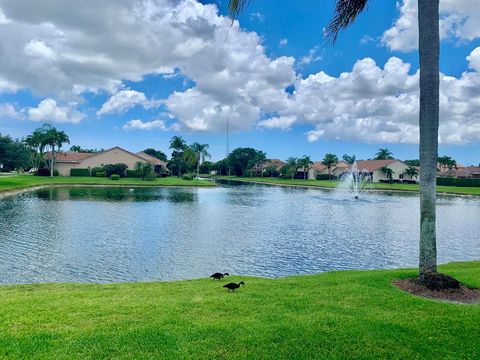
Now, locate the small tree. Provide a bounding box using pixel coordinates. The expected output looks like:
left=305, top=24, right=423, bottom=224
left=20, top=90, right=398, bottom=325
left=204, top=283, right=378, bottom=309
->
left=190, top=142, right=211, bottom=179
left=404, top=166, right=419, bottom=180
left=135, top=162, right=153, bottom=180
left=342, top=154, right=356, bottom=165
left=297, top=155, right=313, bottom=180
left=380, top=166, right=394, bottom=181
left=286, top=157, right=298, bottom=180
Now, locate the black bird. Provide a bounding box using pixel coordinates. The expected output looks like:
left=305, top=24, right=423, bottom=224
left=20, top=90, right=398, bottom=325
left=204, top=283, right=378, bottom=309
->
left=223, top=281, right=244, bottom=292
left=210, top=272, right=229, bottom=281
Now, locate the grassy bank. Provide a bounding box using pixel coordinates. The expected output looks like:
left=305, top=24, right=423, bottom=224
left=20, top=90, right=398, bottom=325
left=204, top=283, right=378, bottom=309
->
left=0, top=262, right=478, bottom=359
left=0, top=175, right=215, bottom=194
left=217, top=176, right=480, bottom=196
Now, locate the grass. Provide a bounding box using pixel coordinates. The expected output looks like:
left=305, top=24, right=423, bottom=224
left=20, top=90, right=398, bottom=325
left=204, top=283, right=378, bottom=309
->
left=217, top=176, right=480, bottom=196
left=0, top=261, right=478, bottom=359
left=0, top=175, right=215, bottom=194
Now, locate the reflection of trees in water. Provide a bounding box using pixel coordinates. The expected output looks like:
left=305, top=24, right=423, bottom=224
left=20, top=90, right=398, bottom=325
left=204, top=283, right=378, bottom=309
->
left=33, top=187, right=198, bottom=203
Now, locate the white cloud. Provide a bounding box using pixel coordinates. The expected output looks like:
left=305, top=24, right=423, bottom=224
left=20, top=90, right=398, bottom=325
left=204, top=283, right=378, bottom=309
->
left=97, top=89, right=160, bottom=116
left=27, top=99, right=84, bottom=123
left=249, top=12, right=265, bottom=23
left=382, top=0, right=480, bottom=52
left=299, top=46, right=322, bottom=66
left=0, top=6, right=9, bottom=24
left=258, top=116, right=296, bottom=130
left=122, top=119, right=176, bottom=131
left=467, top=47, right=480, bottom=72
left=24, top=39, right=56, bottom=60
left=279, top=38, right=288, bottom=46
left=0, top=103, right=23, bottom=119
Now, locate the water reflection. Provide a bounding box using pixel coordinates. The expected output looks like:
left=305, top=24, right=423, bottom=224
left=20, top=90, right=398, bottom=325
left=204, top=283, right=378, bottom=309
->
left=0, top=184, right=479, bottom=284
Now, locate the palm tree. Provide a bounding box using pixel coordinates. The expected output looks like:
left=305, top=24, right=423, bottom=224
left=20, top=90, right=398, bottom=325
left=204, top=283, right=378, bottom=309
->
left=190, top=142, right=211, bottom=179
left=374, top=148, right=394, bottom=160
left=342, top=154, right=356, bottom=165
left=169, top=136, right=186, bottom=152
left=404, top=166, right=419, bottom=181
left=380, top=166, right=394, bottom=182
left=229, top=0, right=440, bottom=277
left=322, top=153, right=338, bottom=180
left=24, top=130, right=44, bottom=170
left=169, top=136, right=187, bottom=177
left=39, top=124, right=70, bottom=178
left=286, top=157, right=298, bottom=180
left=297, top=155, right=313, bottom=180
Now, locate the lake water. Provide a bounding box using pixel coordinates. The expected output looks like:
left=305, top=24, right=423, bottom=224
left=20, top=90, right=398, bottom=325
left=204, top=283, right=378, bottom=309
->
left=0, top=181, right=479, bottom=284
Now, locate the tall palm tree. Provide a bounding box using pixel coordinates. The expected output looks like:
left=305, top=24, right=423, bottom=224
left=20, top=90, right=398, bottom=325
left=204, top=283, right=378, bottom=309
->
left=169, top=136, right=187, bottom=152
left=39, top=124, right=70, bottom=178
left=322, top=153, right=338, bottom=180
left=190, top=142, right=211, bottom=179
left=286, top=157, right=298, bottom=180
left=229, top=0, right=440, bottom=277
left=24, top=130, right=44, bottom=170
left=374, top=148, right=394, bottom=160
left=380, top=166, right=394, bottom=181
left=297, top=155, right=313, bottom=180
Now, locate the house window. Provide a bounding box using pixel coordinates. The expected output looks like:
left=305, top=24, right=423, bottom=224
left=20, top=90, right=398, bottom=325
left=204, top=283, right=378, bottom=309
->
left=399, top=174, right=404, bottom=179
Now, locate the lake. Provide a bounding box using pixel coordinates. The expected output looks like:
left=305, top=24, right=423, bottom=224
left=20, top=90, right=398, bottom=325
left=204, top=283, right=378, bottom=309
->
left=0, top=181, right=479, bottom=284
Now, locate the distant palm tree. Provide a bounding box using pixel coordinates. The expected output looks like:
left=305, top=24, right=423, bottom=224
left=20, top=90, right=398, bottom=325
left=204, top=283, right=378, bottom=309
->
left=297, top=155, right=313, bottom=180
left=169, top=136, right=186, bottom=152
left=190, top=142, right=211, bottom=179
left=322, top=153, right=338, bottom=180
left=380, top=166, right=394, bottom=181
left=404, top=166, right=419, bottom=180
left=40, top=124, right=70, bottom=178
left=230, top=0, right=441, bottom=276
left=374, top=148, right=394, bottom=160
left=24, top=130, right=44, bottom=170
left=286, top=157, right=298, bottom=180
left=342, top=154, right=356, bottom=165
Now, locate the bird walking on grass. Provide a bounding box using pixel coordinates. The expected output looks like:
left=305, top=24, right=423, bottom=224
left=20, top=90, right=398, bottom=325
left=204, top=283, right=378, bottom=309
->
left=223, top=281, right=244, bottom=292
left=210, top=272, right=229, bottom=281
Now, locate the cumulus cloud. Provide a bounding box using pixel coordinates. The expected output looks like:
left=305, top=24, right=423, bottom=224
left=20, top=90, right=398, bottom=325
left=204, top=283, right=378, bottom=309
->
left=258, top=116, right=296, bottom=130
left=27, top=99, right=84, bottom=123
left=298, top=46, right=322, bottom=66
left=0, top=103, right=23, bottom=119
left=382, top=0, right=480, bottom=52
left=97, top=89, right=160, bottom=116
left=467, top=47, right=480, bottom=72
left=279, top=38, right=288, bottom=46
left=122, top=119, right=178, bottom=131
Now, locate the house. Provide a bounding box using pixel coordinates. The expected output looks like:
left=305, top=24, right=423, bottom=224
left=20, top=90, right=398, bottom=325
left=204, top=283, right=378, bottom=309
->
left=53, top=146, right=168, bottom=176
left=306, top=161, right=350, bottom=180
left=438, top=166, right=480, bottom=178
left=345, top=159, right=411, bottom=182
left=252, top=159, right=286, bottom=176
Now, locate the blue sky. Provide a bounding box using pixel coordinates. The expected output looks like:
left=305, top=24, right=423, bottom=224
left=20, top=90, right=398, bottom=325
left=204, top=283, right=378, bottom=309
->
left=0, top=0, right=479, bottom=164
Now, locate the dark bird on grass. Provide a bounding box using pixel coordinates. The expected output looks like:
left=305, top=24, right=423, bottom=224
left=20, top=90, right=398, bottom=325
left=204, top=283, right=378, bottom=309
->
left=210, top=272, right=229, bottom=281
left=223, top=281, right=244, bottom=292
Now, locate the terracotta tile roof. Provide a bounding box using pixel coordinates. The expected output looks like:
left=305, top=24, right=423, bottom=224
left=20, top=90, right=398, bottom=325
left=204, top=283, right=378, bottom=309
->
left=354, top=159, right=397, bottom=172
left=439, top=166, right=480, bottom=178
left=49, top=152, right=94, bottom=163
left=136, top=152, right=167, bottom=166
left=311, top=160, right=349, bottom=171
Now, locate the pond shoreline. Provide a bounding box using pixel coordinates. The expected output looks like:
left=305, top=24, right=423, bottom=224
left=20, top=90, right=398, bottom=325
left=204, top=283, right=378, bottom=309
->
left=216, top=177, right=480, bottom=197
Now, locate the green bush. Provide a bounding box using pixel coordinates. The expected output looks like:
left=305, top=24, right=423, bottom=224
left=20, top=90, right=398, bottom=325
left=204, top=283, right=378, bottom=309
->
left=35, top=168, right=59, bottom=176
left=103, top=163, right=128, bottom=177
left=91, top=167, right=103, bottom=177
left=70, top=168, right=90, bottom=177
left=126, top=169, right=140, bottom=178
left=95, top=171, right=106, bottom=177
left=110, top=174, right=120, bottom=180
left=316, top=174, right=330, bottom=180
left=437, top=177, right=480, bottom=187
left=143, top=173, right=156, bottom=181
left=182, top=173, right=194, bottom=180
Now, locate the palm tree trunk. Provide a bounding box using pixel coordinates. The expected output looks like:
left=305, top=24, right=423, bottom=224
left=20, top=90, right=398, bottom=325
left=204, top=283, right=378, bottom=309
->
left=418, top=0, right=439, bottom=275
left=196, top=159, right=200, bottom=179
left=50, top=146, right=55, bottom=178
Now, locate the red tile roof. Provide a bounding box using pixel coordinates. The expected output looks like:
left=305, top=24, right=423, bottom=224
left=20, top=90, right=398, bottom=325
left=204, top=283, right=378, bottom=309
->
left=439, top=166, right=480, bottom=178
left=136, top=152, right=167, bottom=166
left=354, top=159, right=397, bottom=172
left=49, top=152, right=94, bottom=163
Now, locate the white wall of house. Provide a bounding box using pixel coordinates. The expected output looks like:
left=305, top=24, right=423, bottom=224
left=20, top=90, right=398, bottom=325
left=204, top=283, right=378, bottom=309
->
left=372, top=161, right=410, bottom=182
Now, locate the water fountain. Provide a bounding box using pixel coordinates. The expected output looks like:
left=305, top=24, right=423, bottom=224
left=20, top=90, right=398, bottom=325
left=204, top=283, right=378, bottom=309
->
left=338, top=162, right=371, bottom=199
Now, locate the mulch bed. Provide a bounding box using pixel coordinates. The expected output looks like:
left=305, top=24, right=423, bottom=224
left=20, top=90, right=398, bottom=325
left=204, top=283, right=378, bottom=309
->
left=394, top=278, right=480, bottom=304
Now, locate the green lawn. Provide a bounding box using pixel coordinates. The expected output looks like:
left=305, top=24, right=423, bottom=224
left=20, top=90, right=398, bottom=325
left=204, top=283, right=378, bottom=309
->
left=0, top=262, right=478, bottom=359
left=217, top=176, right=480, bottom=196
left=0, top=175, right=215, bottom=194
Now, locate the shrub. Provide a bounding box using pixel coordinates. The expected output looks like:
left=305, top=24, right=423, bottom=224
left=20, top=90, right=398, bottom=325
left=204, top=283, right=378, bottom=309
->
left=110, top=174, right=120, bottom=180
left=103, top=163, right=128, bottom=177
left=143, top=173, right=156, bottom=181
left=70, top=168, right=90, bottom=177
left=95, top=171, right=106, bottom=177
left=182, top=173, right=194, bottom=180
left=436, top=177, right=480, bottom=187
left=126, top=169, right=140, bottom=178
left=316, top=174, right=330, bottom=180
left=91, top=167, right=103, bottom=177
left=35, top=168, right=59, bottom=176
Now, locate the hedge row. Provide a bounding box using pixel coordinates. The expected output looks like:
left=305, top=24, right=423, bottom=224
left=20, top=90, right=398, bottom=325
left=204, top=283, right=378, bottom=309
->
left=436, top=177, right=480, bottom=187
left=70, top=168, right=90, bottom=177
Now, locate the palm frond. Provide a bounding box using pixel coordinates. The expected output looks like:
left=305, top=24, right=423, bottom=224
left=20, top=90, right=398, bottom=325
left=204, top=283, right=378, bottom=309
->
left=228, top=0, right=251, bottom=20
left=325, top=0, right=369, bottom=43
